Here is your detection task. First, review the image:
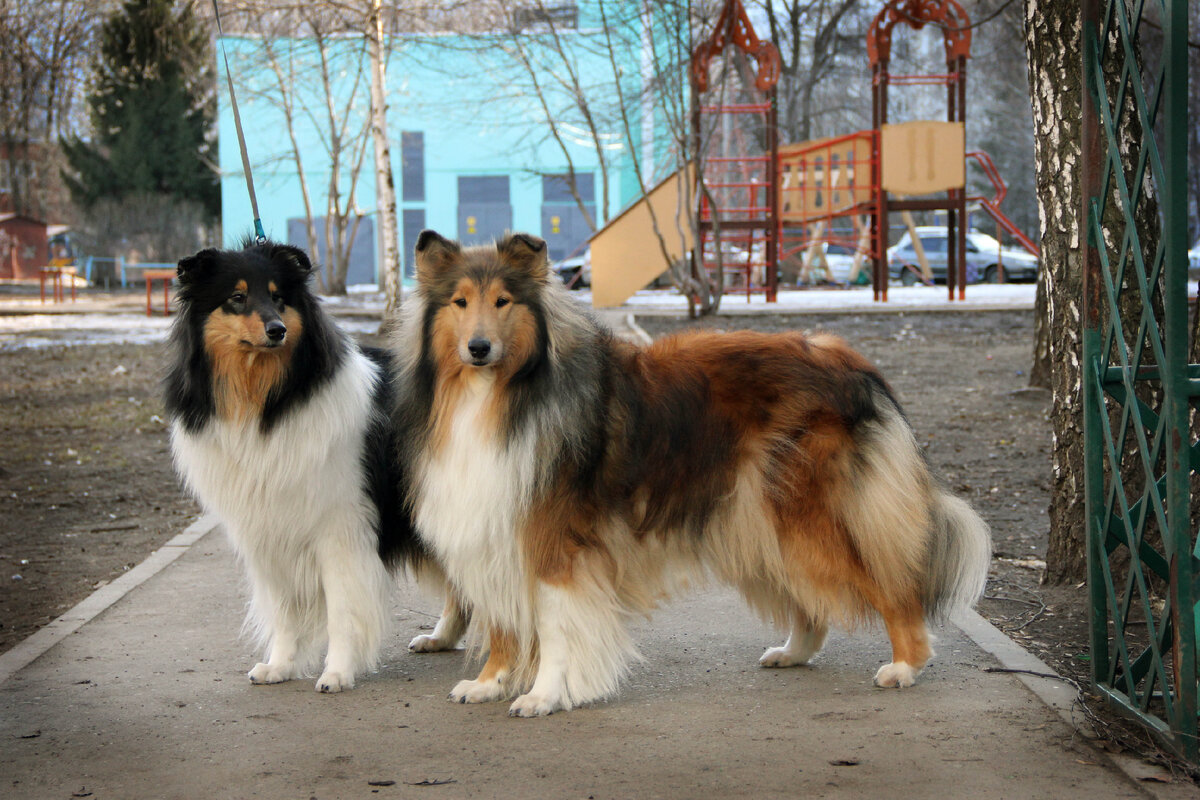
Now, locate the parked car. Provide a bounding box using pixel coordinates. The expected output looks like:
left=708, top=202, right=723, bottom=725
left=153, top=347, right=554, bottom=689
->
left=888, top=226, right=1039, bottom=286
left=552, top=248, right=590, bottom=288
left=818, top=242, right=869, bottom=285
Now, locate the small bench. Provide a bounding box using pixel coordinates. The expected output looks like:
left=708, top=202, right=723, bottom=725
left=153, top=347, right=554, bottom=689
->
left=39, top=266, right=78, bottom=303
left=143, top=269, right=178, bottom=316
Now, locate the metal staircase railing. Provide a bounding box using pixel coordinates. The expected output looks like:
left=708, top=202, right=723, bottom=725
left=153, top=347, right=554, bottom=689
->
left=965, top=150, right=1039, bottom=256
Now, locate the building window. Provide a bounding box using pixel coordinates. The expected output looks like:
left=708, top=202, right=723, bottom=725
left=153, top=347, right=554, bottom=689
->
left=457, top=175, right=512, bottom=246
left=542, top=172, right=594, bottom=204
left=541, top=172, right=595, bottom=262
left=401, top=131, right=424, bottom=203
left=402, top=208, right=425, bottom=278
left=513, top=3, right=577, bottom=30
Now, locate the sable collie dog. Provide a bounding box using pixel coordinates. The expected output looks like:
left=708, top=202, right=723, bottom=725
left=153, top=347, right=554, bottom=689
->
left=165, top=240, right=465, bottom=692
left=392, top=230, right=992, bottom=717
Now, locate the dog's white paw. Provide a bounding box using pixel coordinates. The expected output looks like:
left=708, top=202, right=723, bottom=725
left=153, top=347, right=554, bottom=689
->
left=409, top=633, right=455, bottom=653
left=873, top=661, right=919, bottom=688
left=449, top=678, right=506, bottom=704
left=508, top=692, right=565, bottom=718
left=759, top=646, right=811, bottom=668
left=315, top=668, right=354, bottom=693
left=248, top=662, right=296, bottom=685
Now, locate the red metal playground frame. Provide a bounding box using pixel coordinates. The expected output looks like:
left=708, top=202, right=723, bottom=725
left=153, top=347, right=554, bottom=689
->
left=689, top=0, right=1036, bottom=303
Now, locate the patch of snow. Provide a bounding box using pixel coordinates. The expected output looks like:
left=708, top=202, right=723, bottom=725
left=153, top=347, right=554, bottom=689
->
left=0, top=314, right=174, bottom=352
left=0, top=283, right=1038, bottom=352
left=577, top=282, right=1038, bottom=313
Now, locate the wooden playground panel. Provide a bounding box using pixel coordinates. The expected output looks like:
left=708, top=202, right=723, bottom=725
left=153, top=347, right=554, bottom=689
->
left=705, top=120, right=966, bottom=294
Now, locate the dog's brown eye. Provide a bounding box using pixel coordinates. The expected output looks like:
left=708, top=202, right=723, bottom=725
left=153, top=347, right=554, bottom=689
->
left=453, top=298, right=467, bottom=308
left=496, top=297, right=510, bottom=308
left=230, top=293, right=246, bottom=305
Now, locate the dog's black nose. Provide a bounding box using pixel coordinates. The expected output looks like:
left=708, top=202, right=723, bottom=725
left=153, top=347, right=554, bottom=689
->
left=265, top=320, right=287, bottom=342
left=467, top=338, right=491, bottom=360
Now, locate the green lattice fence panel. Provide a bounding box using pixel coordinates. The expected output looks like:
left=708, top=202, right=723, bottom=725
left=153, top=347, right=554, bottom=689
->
left=1081, top=0, right=1197, bottom=760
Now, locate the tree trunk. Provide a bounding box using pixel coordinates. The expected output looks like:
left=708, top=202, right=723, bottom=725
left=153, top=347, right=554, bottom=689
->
left=1025, top=0, right=1163, bottom=584
left=369, top=0, right=403, bottom=323
left=1024, top=0, right=1087, bottom=583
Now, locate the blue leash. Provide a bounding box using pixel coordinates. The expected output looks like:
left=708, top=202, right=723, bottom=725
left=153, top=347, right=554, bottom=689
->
left=211, top=0, right=266, bottom=244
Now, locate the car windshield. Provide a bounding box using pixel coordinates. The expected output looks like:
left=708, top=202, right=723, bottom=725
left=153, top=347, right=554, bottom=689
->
left=967, top=232, right=1003, bottom=252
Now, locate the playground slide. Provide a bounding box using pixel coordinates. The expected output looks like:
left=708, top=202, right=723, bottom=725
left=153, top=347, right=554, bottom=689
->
left=966, top=150, right=1039, bottom=256
left=589, top=165, right=695, bottom=308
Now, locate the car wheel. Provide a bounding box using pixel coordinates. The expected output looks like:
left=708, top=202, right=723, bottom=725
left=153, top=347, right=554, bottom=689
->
left=899, top=267, right=918, bottom=287
left=983, top=265, right=1002, bottom=283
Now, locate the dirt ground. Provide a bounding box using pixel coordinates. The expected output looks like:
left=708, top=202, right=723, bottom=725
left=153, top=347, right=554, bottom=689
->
left=0, top=299, right=1185, bottom=774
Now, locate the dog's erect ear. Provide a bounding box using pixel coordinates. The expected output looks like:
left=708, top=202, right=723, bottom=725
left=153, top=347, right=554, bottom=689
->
left=269, top=244, right=315, bottom=278
left=497, top=232, right=548, bottom=277
left=414, top=230, right=461, bottom=281
left=176, top=249, right=221, bottom=285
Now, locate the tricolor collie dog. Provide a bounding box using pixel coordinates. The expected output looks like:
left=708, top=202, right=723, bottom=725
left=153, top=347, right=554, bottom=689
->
left=165, top=240, right=465, bottom=692
left=392, top=230, right=992, bottom=717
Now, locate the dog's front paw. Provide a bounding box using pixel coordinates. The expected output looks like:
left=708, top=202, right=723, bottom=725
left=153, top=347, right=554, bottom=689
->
left=409, top=633, right=455, bottom=653
left=873, top=661, right=919, bottom=688
left=449, top=678, right=506, bottom=704
left=248, top=662, right=296, bottom=685
left=315, top=668, right=354, bottom=693
left=759, top=646, right=810, bottom=668
left=508, top=692, right=565, bottom=718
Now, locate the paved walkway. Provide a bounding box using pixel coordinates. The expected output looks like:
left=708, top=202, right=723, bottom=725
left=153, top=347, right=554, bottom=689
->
left=1, top=282, right=1191, bottom=797
left=0, top=517, right=1187, bottom=800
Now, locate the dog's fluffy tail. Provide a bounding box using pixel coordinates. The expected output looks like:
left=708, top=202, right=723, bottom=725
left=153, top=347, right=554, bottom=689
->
left=842, top=389, right=992, bottom=622
left=923, top=490, right=992, bottom=619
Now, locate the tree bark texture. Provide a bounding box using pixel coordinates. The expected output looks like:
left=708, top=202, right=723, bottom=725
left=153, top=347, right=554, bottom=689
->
left=370, top=0, right=403, bottom=321
left=1024, top=0, right=1087, bottom=583
left=1025, top=0, right=1165, bottom=584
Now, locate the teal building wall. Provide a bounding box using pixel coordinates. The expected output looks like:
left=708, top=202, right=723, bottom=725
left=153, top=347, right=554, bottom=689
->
left=216, top=15, right=664, bottom=285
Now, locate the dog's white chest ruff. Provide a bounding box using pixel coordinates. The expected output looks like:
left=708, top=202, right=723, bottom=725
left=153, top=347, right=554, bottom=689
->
left=171, top=352, right=376, bottom=550
left=414, top=379, right=534, bottom=626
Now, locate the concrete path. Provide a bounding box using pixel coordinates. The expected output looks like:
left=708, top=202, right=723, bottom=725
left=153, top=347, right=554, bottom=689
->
left=0, top=519, right=1183, bottom=800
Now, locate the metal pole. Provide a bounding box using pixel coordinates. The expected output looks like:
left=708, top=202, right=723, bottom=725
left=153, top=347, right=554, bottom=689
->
left=766, top=91, right=779, bottom=302
left=956, top=56, right=968, bottom=300
left=873, top=64, right=889, bottom=302
left=1080, top=0, right=1109, bottom=709
left=1161, top=0, right=1197, bottom=761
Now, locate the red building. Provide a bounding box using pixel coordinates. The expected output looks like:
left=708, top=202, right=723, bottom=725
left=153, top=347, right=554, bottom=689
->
left=0, top=213, right=49, bottom=280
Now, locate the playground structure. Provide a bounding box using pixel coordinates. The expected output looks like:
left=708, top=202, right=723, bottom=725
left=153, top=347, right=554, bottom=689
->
left=589, top=0, right=1038, bottom=308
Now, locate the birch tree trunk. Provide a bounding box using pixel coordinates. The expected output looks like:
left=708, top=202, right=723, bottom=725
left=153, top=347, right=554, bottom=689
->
left=1024, top=0, right=1087, bottom=582
left=1024, top=0, right=1161, bottom=583
left=369, top=0, right=402, bottom=320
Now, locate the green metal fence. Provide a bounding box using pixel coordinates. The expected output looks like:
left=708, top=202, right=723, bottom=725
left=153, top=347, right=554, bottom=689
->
left=1081, top=0, right=1197, bottom=760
